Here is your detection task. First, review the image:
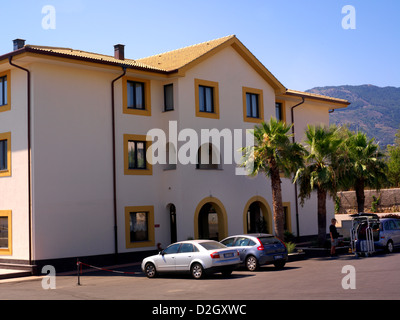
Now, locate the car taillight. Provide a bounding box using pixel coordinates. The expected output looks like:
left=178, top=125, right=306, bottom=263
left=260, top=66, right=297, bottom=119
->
left=257, top=239, right=264, bottom=251
left=210, top=252, right=220, bottom=259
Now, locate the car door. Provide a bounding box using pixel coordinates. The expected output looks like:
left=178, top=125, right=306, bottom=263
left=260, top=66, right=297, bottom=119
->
left=157, top=243, right=180, bottom=271
left=233, top=237, right=252, bottom=262
left=175, top=243, right=198, bottom=271
left=392, top=220, right=400, bottom=246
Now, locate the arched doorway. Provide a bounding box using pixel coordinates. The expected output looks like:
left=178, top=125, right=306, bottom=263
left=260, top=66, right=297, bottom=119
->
left=243, top=196, right=272, bottom=234
left=167, top=204, right=177, bottom=244
left=194, top=197, right=228, bottom=241
left=198, top=203, right=219, bottom=240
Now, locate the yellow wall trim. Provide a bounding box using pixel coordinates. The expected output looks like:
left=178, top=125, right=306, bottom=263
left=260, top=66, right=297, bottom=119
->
left=194, top=196, right=228, bottom=240
left=122, top=76, right=152, bottom=116
left=282, top=201, right=292, bottom=233
left=0, top=132, right=11, bottom=177
left=275, top=99, right=286, bottom=123
left=242, top=196, right=273, bottom=234
left=194, top=78, right=220, bottom=119
left=0, top=70, right=11, bottom=113
left=123, top=134, right=153, bottom=175
left=124, top=206, right=155, bottom=249
left=242, top=86, right=264, bottom=123
left=0, top=210, right=12, bottom=255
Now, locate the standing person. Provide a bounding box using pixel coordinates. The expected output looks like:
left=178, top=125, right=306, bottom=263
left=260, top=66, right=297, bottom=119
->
left=330, top=218, right=339, bottom=256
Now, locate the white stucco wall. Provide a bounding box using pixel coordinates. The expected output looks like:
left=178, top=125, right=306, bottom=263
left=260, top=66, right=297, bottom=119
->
left=1, top=43, right=337, bottom=263
left=0, top=67, right=30, bottom=261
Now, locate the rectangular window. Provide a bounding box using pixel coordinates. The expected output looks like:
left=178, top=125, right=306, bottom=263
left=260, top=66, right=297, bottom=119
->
left=0, top=70, right=10, bottom=112
left=0, top=139, right=7, bottom=171
left=127, top=80, right=145, bottom=110
left=129, top=211, right=149, bottom=242
left=0, top=132, right=11, bottom=177
left=194, top=79, right=219, bottom=119
left=0, top=75, right=7, bottom=106
left=164, top=84, right=174, bottom=111
left=246, top=93, right=259, bottom=118
left=124, top=134, right=152, bottom=175
left=0, top=210, right=12, bottom=255
left=128, top=140, right=146, bottom=170
left=125, top=206, right=154, bottom=248
left=122, top=77, right=151, bottom=116
left=199, top=85, right=214, bottom=113
left=242, top=87, right=263, bottom=123
left=275, top=102, right=284, bottom=122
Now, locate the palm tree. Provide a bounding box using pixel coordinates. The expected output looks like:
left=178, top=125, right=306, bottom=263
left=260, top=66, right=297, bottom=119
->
left=341, top=130, right=387, bottom=213
left=294, top=125, right=343, bottom=245
left=241, top=117, right=305, bottom=240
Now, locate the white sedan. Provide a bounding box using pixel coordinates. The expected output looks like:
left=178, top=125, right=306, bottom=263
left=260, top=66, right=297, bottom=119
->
left=141, top=240, right=240, bottom=279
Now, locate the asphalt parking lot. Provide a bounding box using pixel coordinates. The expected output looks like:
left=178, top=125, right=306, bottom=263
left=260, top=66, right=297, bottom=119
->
left=1, top=251, right=399, bottom=301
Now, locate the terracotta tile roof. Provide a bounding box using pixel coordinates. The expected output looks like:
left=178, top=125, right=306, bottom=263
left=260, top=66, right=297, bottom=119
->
left=24, top=44, right=164, bottom=72
left=135, top=35, right=236, bottom=71
left=285, top=89, right=350, bottom=105
left=4, top=37, right=349, bottom=106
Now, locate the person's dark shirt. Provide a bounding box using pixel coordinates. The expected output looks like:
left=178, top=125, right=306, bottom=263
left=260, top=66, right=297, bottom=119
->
left=330, top=224, right=339, bottom=239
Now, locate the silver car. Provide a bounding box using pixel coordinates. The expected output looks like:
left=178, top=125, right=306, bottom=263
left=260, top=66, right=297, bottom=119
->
left=220, top=233, right=288, bottom=271
left=141, top=240, right=240, bottom=279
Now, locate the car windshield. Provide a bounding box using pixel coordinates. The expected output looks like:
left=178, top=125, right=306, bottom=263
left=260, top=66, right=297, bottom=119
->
left=259, top=236, right=281, bottom=245
left=198, top=242, right=226, bottom=250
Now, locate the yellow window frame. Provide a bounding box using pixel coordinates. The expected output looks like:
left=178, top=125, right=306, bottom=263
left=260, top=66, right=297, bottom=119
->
left=194, top=78, right=220, bottom=119
left=122, top=76, right=151, bottom=116
left=0, top=70, right=11, bottom=113
left=242, top=87, right=264, bottom=123
left=125, top=206, right=155, bottom=248
left=0, top=132, right=11, bottom=177
left=0, top=210, right=12, bottom=255
left=123, top=134, right=153, bottom=175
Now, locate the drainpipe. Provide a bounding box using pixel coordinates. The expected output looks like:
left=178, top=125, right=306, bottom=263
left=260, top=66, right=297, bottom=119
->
left=290, top=97, right=305, bottom=239
left=111, top=67, right=126, bottom=260
left=8, top=56, right=32, bottom=266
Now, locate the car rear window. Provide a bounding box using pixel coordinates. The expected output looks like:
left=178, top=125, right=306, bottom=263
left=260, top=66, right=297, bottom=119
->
left=198, top=242, right=226, bottom=250
left=259, top=236, right=282, bottom=245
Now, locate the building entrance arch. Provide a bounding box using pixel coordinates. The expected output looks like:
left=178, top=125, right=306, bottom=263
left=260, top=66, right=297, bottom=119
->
left=194, top=197, right=228, bottom=241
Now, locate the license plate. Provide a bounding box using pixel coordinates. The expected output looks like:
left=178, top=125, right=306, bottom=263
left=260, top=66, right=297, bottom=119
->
left=224, top=253, right=234, bottom=258
left=274, top=255, right=283, bottom=260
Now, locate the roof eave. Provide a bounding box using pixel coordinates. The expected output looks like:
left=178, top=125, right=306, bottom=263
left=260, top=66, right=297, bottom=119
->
left=283, top=89, right=350, bottom=108
left=1, top=47, right=172, bottom=75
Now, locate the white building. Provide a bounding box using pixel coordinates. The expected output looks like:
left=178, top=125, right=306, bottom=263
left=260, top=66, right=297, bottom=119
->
left=0, top=35, right=349, bottom=272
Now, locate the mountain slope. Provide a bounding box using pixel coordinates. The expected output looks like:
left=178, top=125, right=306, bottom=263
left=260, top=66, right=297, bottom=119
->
left=306, top=85, right=400, bottom=148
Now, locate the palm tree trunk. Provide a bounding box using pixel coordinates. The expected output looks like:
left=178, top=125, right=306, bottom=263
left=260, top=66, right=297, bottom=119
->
left=270, top=165, right=285, bottom=241
left=317, top=187, right=327, bottom=245
left=355, top=178, right=365, bottom=213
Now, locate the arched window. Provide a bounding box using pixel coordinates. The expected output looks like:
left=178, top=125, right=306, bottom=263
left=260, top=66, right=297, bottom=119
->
left=196, top=143, right=221, bottom=170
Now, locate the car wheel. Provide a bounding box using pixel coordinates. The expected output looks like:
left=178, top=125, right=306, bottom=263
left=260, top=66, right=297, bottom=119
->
left=145, top=262, right=157, bottom=278
left=191, top=263, right=204, bottom=279
left=386, top=240, right=394, bottom=253
left=273, top=261, right=286, bottom=270
left=245, top=255, right=259, bottom=272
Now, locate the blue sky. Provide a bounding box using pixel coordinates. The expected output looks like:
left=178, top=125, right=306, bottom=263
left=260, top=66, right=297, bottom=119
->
left=1, top=0, right=399, bottom=91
